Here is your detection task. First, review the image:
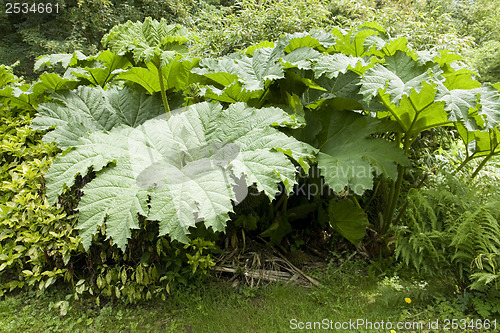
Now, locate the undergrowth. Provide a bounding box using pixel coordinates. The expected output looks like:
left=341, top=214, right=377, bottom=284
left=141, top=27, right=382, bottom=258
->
left=0, top=257, right=491, bottom=332
left=393, top=143, right=500, bottom=317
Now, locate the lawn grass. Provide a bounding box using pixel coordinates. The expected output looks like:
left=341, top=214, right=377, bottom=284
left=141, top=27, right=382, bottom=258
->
left=0, top=258, right=480, bottom=333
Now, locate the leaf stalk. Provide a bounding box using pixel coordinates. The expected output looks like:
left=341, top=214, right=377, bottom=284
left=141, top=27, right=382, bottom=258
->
left=158, top=65, right=170, bottom=114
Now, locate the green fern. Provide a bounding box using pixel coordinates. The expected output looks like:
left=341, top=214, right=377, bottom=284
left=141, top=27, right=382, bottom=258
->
left=393, top=188, right=454, bottom=274
left=394, top=172, right=500, bottom=291
left=451, top=204, right=500, bottom=285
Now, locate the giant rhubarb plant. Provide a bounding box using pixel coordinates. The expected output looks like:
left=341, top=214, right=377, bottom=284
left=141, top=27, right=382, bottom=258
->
left=37, top=97, right=315, bottom=250
left=193, top=22, right=500, bottom=241
left=29, top=19, right=500, bottom=250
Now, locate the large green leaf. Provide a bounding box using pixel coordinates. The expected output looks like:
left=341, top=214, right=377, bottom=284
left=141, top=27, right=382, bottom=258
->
left=0, top=65, right=16, bottom=88
left=312, top=53, right=366, bottom=79
left=377, top=82, right=451, bottom=135
left=1, top=71, right=80, bottom=111
left=474, top=86, right=500, bottom=130
left=360, top=51, right=442, bottom=106
left=117, top=58, right=198, bottom=93
left=77, top=156, right=149, bottom=250
left=106, top=87, right=165, bottom=127
left=0, top=84, right=37, bottom=110
left=457, top=123, right=500, bottom=159
left=200, top=81, right=263, bottom=104
left=31, top=73, right=78, bottom=96
left=329, top=199, right=369, bottom=245
left=236, top=48, right=284, bottom=91
left=31, top=86, right=164, bottom=149
left=303, top=71, right=365, bottom=111
left=76, top=51, right=131, bottom=88
left=275, top=31, right=336, bottom=54
left=441, top=68, right=482, bottom=90
left=0, top=66, right=34, bottom=110
left=435, top=86, right=479, bottom=131
left=330, top=23, right=386, bottom=57
left=471, top=128, right=500, bottom=157
left=34, top=51, right=89, bottom=71
left=304, top=109, right=409, bottom=195
left=102, top=17, right=189, bottom=66
left=192, top=57, right=241, bottom=87
left=194, top=47, right=284, bottom=94
left=45, top=102, right=315, bottom=250
left=116, top=67, right=159, bottom=94
left=364, top=35, right=408, bottom=57
left=280, top=47, right=321, bottom=70
left=433, top=84, right=500, bottom=131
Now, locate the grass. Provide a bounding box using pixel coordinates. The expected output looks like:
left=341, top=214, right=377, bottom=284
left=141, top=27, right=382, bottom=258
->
left=0, top=258, right=481, bottom=333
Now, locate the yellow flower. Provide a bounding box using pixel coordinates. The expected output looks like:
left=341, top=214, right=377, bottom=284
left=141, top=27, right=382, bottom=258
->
left=390, top=330, right=397, bottom=333
left=405, top=297, right=412, bottom=304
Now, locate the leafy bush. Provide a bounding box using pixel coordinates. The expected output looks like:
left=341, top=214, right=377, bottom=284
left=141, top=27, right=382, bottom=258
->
left=191, top=0, right=332, bottom=57
left=0, top=65, right=74, bottom=296
left=467, top=41, right=500, bottom=83
left=324, top=0, right=473, bottom=54
left=432, top=0, right=500, bottom=82
left=0, top=0, right=198, bottom=79
left=448, top=0, right=500, bottom=45
left=0, top=102, right=77, bottom=297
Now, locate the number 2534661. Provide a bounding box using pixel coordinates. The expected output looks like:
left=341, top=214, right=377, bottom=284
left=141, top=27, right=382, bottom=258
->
left=5, top=3, right=61, bottom=14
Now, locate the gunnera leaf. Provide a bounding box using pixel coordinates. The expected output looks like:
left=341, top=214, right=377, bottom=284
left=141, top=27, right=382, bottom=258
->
left=302, top=108, right=409, bottom=195
left=102, top=17, right=190, bottom=66
left=329, top=199, right=369, bottom=245
left=360, top=51, right=443, bottom=106
left=193, top=47, right=284, bottom=95
left=45, top=102, right=316, bottom=251
left=31, top=86, right=165, bottom=149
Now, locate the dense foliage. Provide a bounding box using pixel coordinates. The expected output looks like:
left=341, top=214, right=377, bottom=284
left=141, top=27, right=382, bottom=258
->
left=1, top=1, right=500, bottom=318
left=0, top=64, right=217, bottom=302
left=394, top=149, right=500, bottom=316
left=1, top=0, right=488, bottom=79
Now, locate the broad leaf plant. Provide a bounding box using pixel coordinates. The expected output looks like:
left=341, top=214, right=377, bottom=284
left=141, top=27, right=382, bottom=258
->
left=5, top=19, right=497, bottom=251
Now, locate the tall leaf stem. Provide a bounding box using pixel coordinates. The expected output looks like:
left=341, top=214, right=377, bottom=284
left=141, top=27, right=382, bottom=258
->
left=383, top=133, right=401, bottom=222
left=383, top=95, right=421, bottom=234
left=364, top=178, right=381, bottom=211
left=457, top=155, right=474, bottom=171
left=471, top=152, right=494, bottom=178
left=158, top=65, right=170, bottom=114
left=384, top=133, right=411, bottom=235
left=352, top=196, right=362, bottom=210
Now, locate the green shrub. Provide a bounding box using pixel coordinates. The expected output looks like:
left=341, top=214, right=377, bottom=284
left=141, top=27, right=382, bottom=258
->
left=323, top=0, right=473, bottom=54
left=467, top=41, right=500, bottom=83
left=0, top=100, right=76, bottom=296
left=0, top=0, right=198, bottom=79
left=191, top=0, right=333, bottom=57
